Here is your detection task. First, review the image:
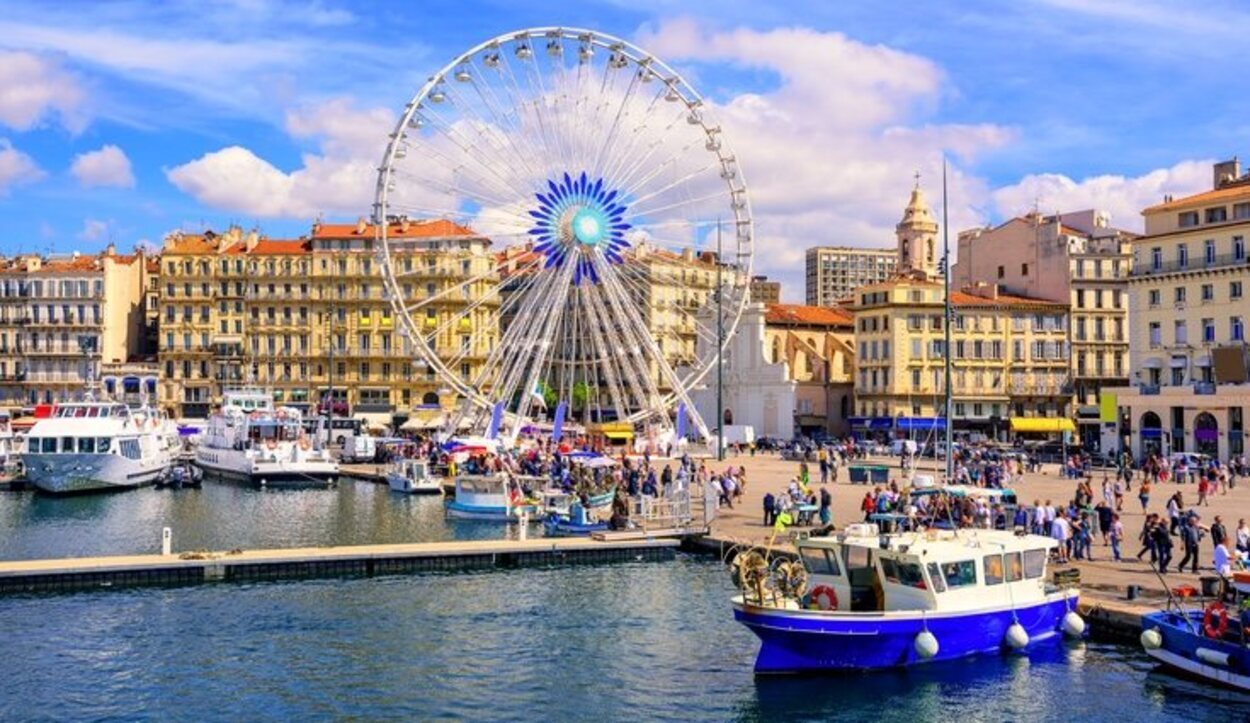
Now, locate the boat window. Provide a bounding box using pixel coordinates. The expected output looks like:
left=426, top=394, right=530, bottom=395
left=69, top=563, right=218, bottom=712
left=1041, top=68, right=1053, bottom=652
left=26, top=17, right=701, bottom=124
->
left=26, top=439, right=39, bottom=455
left=926, top=562, right=946, bottom=593
left=940, top=560, right=977, bottom=589
left=119, top=439, right=142, bottom=460
left=983, top=554, right=1004, bottom=586
left=897, top=562, right=927, bottom=589
left=843, top=545, right=870, bottom=571
left=98, top=438, right=112, bottom=453
left=1023, top=549, right=1047, bottom=579
left=800, top=548, right=840, bottom=576
left=1005, top=552, right=1024, bottom=582
left=77, top=438, right=96, bottom=454
left=61, top=437, right=74, bottom=453
left=41, top=438, right=56, bottom=454
left=880, top=557, right=900, bottom=583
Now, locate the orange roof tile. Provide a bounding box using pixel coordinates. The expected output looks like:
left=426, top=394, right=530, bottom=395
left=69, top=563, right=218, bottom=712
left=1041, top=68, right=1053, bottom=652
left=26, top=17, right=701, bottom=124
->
left=765, top=303, right=853, bottom=328
left=312, top=219, right=477, bottom=239
left=250, top=239, right=310, bottom=255
left=40, top=256, right=103, bottom=273
left=1142, top=181, right=1250, bottom=214
left=950, top=291, right=1065, bottom=308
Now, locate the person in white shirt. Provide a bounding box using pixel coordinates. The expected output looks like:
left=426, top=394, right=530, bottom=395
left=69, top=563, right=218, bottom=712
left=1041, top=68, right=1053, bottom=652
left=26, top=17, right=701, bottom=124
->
left=1051, top=514, right=1072, bottom=563
left=1236, top=518, right=1250, bottom=554
left=1213, top=542, right=1231, bottom=577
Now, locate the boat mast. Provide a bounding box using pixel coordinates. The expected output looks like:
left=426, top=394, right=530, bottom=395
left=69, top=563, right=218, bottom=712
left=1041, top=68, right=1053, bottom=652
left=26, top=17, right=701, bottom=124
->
left=942, top=158, right=954, bottom=482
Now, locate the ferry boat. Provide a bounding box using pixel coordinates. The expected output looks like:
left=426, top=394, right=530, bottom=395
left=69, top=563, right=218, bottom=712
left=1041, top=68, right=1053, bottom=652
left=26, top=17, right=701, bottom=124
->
left=445, top=473, right=541, bottom=521
left=731, top=525, right=1085, bottom=673
left=21, top=402, right=173, bottom=494
left=1139, top=571, right=1250, bottom=691
left=194, top=389, right=338, bottom=488
left=386, top=459, right=443, bottom=495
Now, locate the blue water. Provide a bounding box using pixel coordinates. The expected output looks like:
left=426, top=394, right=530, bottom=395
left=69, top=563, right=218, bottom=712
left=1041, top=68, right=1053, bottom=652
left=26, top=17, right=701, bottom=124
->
left=0, top=556, right=1246, bottom=721
left=0, top=480, right=518, bottom=561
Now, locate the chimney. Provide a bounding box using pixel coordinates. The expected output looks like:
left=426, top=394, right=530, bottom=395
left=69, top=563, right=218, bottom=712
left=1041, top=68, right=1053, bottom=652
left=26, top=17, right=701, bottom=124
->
left=245, top=229, right=260, bottom=252
left=105, top=243, right=116, bottom=257
left=399, top=216, right=411, bottom=233
left=1214, top=157, right=1241, bottom=189
left=311, top=219, right=322, bottom=235
left=355, top=216, right=368, bottom=235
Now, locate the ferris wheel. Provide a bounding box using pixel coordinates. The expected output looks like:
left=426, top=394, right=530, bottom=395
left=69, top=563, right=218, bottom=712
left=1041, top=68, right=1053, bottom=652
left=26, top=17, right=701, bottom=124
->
left=375, top=27, right=753, bottom=438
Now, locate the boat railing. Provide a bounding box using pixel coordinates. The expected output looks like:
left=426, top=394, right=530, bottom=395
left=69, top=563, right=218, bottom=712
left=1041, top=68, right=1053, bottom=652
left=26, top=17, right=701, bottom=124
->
left=630, top=489, right=704, bottom=534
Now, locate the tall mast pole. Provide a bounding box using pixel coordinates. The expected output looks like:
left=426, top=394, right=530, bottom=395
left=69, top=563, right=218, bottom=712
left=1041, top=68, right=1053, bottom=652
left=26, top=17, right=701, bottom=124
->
left=942, top=157, right=954, bottom=481
left=716, top=219, right=725, bottom=462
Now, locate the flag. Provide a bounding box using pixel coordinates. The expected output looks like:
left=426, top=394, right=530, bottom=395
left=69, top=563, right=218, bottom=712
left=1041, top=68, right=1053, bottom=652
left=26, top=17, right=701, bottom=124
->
left=552, top=401, right=568, bottom=442
left=675, top=402, right=687, bottom=439
left=531, top=381, right=548, bottom=410
left=486, top=400, right=504, bottom=439
left=773, top=511, right=792, bottom=531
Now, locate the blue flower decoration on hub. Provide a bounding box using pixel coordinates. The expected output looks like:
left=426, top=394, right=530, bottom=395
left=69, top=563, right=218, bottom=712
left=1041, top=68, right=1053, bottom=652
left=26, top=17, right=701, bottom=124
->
left=528, top=171, right=631, bottom=285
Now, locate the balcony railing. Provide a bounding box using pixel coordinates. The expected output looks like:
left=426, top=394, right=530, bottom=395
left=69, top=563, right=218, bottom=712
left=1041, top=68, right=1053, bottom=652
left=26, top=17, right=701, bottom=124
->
left=1134, top=252, right=1250, bottom=277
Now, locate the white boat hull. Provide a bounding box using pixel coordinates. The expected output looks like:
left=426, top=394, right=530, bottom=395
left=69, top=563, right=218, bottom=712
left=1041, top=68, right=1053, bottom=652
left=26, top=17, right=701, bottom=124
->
left=22, top=452, right=168, bottom=494
left=386, top=472, right=443, bottom=495
left=195, top=446, right=338, bottom=488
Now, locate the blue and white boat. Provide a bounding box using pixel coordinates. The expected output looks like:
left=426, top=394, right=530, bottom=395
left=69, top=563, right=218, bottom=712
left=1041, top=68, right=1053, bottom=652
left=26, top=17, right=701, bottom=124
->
left=542, top=498, right=608, bottom=536
left=731, top=525, right=1085, bottom=673
left=445, top=473, right=540, bottom=521
left=1139, top=571, right=1250, bottom=691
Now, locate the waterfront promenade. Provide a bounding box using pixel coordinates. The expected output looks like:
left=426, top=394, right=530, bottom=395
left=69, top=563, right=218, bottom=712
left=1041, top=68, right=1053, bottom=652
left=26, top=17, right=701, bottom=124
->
left=702, top=451, right=1248, bottom=599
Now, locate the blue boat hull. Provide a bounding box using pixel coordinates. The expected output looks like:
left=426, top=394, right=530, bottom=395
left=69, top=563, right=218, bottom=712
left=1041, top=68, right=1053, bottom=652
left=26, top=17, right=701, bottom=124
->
left=1141, top=610, right=1250, bottom=691
left=734, top=594, right=1075, bottom=673
left=445, top=501, right=539, bottom=521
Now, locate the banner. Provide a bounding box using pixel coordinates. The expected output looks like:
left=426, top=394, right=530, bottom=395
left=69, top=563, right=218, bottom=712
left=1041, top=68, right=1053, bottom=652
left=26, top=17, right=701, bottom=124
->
left=486, top=400, right=505, bottom=439
left=552, top=401, right=568, bottom=442
left=676, top=402, right=688, bottom=439
left=1098, top=392, right=1117, bottom=424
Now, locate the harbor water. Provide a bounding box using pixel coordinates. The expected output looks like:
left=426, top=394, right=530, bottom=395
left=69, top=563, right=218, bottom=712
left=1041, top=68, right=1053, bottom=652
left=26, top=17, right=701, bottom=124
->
left=0, top=484, right=1248, bottom=720
left=1, top=564, right=1248, bottom=720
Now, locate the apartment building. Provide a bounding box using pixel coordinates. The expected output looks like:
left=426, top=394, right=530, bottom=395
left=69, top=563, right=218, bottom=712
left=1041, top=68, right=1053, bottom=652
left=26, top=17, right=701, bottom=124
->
left=804, top=246, right=898, bottom=306
left=749, top=275, right=781, bottom=304
left=0, top=246, right=146, bottom=405
left=953, top=209, right=1135, bottom=450
left=1112, top=158, right=1250, bottom=460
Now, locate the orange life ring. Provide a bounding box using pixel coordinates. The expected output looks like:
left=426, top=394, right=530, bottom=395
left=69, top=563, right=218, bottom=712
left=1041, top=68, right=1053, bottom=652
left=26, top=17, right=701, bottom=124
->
left=1203, top=601, right=1229, bottom=639
left=809, top=584, right=839, bottom=611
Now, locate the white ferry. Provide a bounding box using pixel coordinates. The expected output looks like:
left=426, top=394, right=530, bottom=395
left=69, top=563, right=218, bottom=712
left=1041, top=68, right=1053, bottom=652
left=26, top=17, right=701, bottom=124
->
left=21, top=402, right=173, bottom=494
left=195, top=389, right=338, bottom=488
left=731, top=525, right=1085, bottom=673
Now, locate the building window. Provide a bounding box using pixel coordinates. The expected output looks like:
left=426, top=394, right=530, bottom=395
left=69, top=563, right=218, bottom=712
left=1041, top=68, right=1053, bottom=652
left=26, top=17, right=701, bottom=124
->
left=1174, top=320, right=1187, bottom=345
left=1201, top=284, right=1214, bottom=302
left=1178, top=244, right=1189, bottom=268
left=1151, top=247, right=1162, bottom=270
left=1203, top=318, right=1215, bottom=343
left=1236, top=236, right=1247, bottom=261
left=1205, top=207, right=1228, bottom=224
left=1233, top=317, right=1245, bottom=342
left=1205, top=239, right=1217, bottom=265
left=997, top=265, right=1004, bottom=279
left=1021, top=263, right=1029, bottom=275
left=1148, top=289, right=1160, bottom=307
left=1178, top=211, right=1199, bottom=228
left=1174, top=286, right=1186, bottom=304
left=1149, top=322, right=1161, bottom=347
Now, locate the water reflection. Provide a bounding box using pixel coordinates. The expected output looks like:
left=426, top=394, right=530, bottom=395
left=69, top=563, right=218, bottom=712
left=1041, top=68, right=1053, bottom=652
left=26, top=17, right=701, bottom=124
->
left=0, top=480, right=519, bottom=560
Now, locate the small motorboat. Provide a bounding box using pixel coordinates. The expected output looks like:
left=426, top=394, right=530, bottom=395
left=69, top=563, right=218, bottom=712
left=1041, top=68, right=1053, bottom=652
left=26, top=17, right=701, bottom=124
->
left=542, top=496, right=608, bottom=537
left=386, top=459, right=443, bottom=495
left=157, top=462, right=203, bottom=489
left=446, top=473, right=540, bottom=521
left=1140, top=571, right=1250, bottom=691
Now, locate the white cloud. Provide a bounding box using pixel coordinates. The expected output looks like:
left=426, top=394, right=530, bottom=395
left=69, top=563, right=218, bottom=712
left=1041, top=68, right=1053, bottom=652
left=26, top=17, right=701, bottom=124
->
left=634, top=19, right=1016, bottom=299
left=991, top=159, right=1214, bottom=232
left=78, top=218, right=110, bottom=242
left=70, top=144, right=135, bottom=188
left=0, top=50, right=87, bottom=131
left=166, top=97, right=394, bottom=218
left=0, top=139, right=45, bottom=195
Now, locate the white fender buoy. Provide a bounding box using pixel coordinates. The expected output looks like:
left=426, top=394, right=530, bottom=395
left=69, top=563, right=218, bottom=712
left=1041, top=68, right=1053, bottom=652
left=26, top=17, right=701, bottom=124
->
left=914, top=630, right=939, bottom=659
left=1196, top=648, right=1231, bottom=667
left=1005, top=622, right=1030, bottom=650
left=1062, top=611, right=1086, bottom=638
left=1140, top=628, right=1163, bottom=650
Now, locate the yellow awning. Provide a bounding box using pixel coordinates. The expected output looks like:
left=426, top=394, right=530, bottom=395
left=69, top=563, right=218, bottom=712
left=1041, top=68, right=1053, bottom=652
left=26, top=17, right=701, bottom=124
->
left=1009, top=417, right=1076, bottom=433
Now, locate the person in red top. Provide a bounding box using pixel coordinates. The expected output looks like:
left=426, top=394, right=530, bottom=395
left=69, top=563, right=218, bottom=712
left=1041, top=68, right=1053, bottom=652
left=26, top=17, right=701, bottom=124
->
left=861, top=489, right=876, bottom=522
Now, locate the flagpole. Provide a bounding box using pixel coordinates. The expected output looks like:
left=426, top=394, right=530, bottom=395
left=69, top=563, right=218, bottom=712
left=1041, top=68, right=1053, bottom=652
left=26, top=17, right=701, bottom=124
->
left=942, top=157, right=954, bottom=482
left=716, top=219, right=725, bottom=462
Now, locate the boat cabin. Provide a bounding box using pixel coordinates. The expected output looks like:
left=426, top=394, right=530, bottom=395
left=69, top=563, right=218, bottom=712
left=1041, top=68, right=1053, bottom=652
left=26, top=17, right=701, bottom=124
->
left=221, top=390, right=276, bottom=415
left=797, top=526, right=1056, bottom=613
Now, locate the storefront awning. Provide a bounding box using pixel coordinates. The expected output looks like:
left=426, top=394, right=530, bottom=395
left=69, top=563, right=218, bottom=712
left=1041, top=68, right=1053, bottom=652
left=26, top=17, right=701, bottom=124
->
left=1009, top=417, right=1076, bottom=433
left=353, top=412, right=392, bottom=431
left=1169, top=356, right=1188, bottom=368
left=896, top=417, right=946, bottom=431
left=849, top=417, right=894, bottom=430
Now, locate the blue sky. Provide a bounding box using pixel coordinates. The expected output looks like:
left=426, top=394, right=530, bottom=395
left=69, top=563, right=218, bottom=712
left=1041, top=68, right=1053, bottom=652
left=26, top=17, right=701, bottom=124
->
left=0, top=0, right=1246, bottom=298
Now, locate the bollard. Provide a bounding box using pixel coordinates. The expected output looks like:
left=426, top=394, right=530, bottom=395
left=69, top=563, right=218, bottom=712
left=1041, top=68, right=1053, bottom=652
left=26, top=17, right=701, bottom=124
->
left=518, top=510, right=528, bottom=540
left=162, top=527, right=172, bottom=556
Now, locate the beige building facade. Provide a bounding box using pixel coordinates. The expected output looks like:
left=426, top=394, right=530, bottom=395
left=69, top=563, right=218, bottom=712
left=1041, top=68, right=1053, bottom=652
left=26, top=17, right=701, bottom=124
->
left=749, top=275, right=781, bottom=304
left=1112, top=158, right=1250, bottom=460
left=0, top=247, right=146, bottom=406
left=953, top=209, right=1134, bottom=450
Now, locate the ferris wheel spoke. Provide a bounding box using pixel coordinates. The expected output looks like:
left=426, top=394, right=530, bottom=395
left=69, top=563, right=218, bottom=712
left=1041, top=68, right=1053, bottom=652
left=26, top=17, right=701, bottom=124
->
left=403, top=113, right=539, bottom=209
left=602, top=101, right=690, bottom=193
left=595, top=74, right=671, bottom=185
